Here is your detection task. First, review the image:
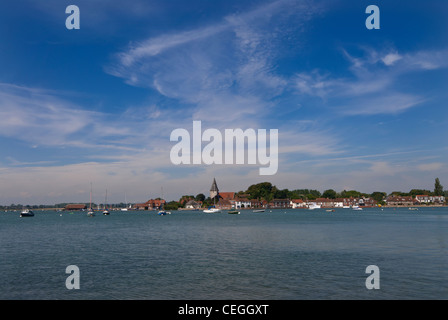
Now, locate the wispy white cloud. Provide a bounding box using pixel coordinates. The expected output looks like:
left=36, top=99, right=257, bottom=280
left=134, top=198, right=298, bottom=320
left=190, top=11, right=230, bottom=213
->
left=0, top=82, right=176, bottom=157
left=292, top=47, right=448, bottom=115
left=107, top=0, right=322, bottom=128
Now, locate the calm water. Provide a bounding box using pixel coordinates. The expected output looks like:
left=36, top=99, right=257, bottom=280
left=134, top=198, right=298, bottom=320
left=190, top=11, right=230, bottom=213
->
left=0, top=207, right=447, bottom=300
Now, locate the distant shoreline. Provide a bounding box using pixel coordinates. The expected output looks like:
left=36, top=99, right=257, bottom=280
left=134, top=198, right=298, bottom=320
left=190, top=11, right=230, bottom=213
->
left=5, top=204, right=446, bottom=212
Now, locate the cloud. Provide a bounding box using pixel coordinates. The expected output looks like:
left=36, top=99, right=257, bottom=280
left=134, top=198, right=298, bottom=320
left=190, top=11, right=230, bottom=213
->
left=0, top=82, right=184, bottom=148
left=417, top=162, right=444, bottom=171
left=292, top=47, right=448, bottom=116
left=106, top=0, right=322, bottom=128
left=0, top=83, right=95, bottom=146
left=381, top=53, right=402, bottom=66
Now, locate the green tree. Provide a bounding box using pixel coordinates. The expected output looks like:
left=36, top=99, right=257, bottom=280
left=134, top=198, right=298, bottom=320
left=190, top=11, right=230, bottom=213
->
left=408, top=189, right=431, bottom=197
left=370, top=192, right=386, bottom=202
left=434, top=178, right=443, bottom=196
left=340, top=190, right=363, bottom=198
left=165, top=201, right=181, bottom=210
left=246, top=182, right=274, bottom=200
left=273, top=188, right=289, bottom=199
left=322, top=189, right=337, bottom=199
left=195, top=193, right=206, bottom=202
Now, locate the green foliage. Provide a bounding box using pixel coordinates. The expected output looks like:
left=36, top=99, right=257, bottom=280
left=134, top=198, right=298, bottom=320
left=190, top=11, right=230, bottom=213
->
left=164, top=201, right=181, bottom=210
left=408, top=189, right=431, bottom=197
left=434, top=178, right=443, bottom=196
left=370, top=192, right=386, bottom=202
left=340, top=190, right=365, bottom=198
left=322, top=189, right=337, bottom=199
left=246, top=182, right=274, bottom=200
left=195, top=193, right=205, bottom=202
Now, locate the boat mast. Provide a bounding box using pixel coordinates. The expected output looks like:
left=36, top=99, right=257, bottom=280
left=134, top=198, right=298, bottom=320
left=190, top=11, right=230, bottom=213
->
left=90, top=182, right=92, bottom=210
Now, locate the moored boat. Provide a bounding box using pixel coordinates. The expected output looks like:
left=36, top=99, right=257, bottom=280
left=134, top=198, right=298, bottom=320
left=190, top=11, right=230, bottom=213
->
left=228, top=210, right=240, bottom=214
left=20, top=209, right=34, bottom=217
left=103, top=189, right=110, bottom=215
left=308, top=203, right=321, bottom=210
left=87, top=183, right=95, bottom=217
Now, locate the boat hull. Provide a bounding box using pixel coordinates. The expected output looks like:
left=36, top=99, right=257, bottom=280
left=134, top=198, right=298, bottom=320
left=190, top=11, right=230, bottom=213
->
left=203, top=209, right=221, bottom=213
left=20, top=210, right=34, bottom=217
left=20, top=213, right=34, bottom=217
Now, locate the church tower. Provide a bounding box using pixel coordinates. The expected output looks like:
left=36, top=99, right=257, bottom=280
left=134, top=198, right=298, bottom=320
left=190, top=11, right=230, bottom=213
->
left=210, top=178, right=219, bottom=200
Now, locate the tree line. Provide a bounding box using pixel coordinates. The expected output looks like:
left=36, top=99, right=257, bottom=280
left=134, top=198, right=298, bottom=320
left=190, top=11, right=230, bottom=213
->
left=2, top=178, right=445, bottom=210
left=172, top=178, right=446, bottom=209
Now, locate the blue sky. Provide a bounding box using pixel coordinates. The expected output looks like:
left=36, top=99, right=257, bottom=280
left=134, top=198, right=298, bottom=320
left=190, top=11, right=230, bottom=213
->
left=0, top=0, right=447, bottom=205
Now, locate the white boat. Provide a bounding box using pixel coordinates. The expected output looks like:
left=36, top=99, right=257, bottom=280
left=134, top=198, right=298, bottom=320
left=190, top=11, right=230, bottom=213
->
left=252, top=209, right=265, bottom=212
left=121, top=192, right=129, bottom=211
left=158, top=187, right=171, bottom=215
left=308, top=203, right=321, bottom=210
left=87, top=183, right=95, bottom=217
left=203, top=207, right=221, bottom=213
left=103, top=189, right=110, bottom=215
left=20, top=209, right=34, bottom=217
left=352, top=206, right=363, bottom=211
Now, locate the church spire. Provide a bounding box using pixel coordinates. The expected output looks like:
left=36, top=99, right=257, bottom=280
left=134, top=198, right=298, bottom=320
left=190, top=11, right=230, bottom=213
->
left=210, top=177, right=219, bottom=199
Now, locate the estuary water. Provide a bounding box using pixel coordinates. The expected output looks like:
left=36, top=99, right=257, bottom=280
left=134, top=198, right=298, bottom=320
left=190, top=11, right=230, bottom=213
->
left=0, top=207, right=447, bottom=300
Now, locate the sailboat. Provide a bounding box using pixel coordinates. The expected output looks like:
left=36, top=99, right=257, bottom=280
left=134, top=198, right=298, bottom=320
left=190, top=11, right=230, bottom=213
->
left=121, top=192, right=128, bottom=211
left=203, top=197, right=221, bottom=213
left=203, top=178, right=221, bottom=213
left=158, top=187, right=171, bottom=215
left=87, top=183, right=95, bottom=217
left=103, top=189, right=110, bottom=215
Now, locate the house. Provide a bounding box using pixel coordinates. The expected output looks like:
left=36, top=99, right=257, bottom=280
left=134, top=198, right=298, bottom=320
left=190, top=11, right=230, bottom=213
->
left=314, top=198, right=334, bottom=208
left=341, top=197, right=358, bottom=207
left=219, top=192, right=235, bottom=201
left=234, top=196, right=252, bottom=209
left=65, top=204, right=87, bottom=211
left=415, top=195, right=445, bottom=204
left=216, top=199, right=233, bottom=210
left=415, top=195, right=430, bottom=203
left=430, top=195, right=445, bottom=203
left=269, top=199, right=290, bottom=208
left=386, top=196, right=414, bottom=206
left=290, top=199, right=306, bottom=208
left=359, top=197, right=378, bottom=207
left=185, top=200, right=202, bottom=209
left=333, top=198, right=344, bottom=208
left=134, top=199, right=166, bottom=210
left=249, top=199, right=264, bottom=208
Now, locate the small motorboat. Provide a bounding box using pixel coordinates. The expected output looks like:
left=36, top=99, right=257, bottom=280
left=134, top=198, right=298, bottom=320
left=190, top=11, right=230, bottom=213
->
left=228, top=210, right=240, bottom=214
left=20, top=209, right=34, bottom=217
